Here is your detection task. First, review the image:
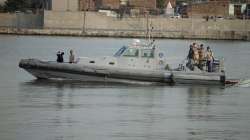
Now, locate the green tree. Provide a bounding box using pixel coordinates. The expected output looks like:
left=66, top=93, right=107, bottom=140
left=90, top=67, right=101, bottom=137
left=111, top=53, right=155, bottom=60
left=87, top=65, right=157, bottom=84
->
left=157, top=0, right=165, bottom=9
left=4, top=0, right=30, bottom=12
left=0, top=4, right=4, bottom=12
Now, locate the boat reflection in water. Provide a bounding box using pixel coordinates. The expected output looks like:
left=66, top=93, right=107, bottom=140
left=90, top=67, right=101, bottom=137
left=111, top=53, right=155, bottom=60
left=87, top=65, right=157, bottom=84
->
left=18, top=79, right=233, bottom=139
left=185, top=86, right=241, bottom=139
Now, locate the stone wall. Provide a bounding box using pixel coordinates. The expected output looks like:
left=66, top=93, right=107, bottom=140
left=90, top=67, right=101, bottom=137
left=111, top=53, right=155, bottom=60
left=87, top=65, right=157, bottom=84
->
left=44, top=11, right=250, bottom=31
left=52, top=0, right=79, bottom=11
left=44, top=11, right=84, bottom=29
left=0, top=10, right=249, bottom=40
left=0, top=12, right=43, bottom=29
left=1, top=27, right=250, bottom=41
left=0, top=13, right=16, bottom=27
left=43, top=10, right=250, bottom=40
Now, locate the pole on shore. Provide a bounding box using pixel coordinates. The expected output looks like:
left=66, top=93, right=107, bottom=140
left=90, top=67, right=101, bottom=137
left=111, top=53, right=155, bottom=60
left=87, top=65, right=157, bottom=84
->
left=146, top=11, right=149, bottom=40
left=82, top=10, right=86, bottom=35
left=67, top=0, right=69, bottom=11
left=82, top=0, right=89, bottom=35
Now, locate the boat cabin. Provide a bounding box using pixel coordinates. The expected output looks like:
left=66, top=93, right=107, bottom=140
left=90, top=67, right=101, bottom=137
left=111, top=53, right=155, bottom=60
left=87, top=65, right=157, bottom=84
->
left=77, top=39, right=167, bottom=70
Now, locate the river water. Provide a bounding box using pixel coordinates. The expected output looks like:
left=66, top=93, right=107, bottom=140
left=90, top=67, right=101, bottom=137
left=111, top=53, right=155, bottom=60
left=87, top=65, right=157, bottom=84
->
left=0, top=35, right=250, bottom=140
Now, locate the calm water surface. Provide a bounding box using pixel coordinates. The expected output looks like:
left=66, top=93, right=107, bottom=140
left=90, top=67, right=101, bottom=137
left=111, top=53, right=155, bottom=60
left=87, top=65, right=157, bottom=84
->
left=0, top=35, right=250, bottom=140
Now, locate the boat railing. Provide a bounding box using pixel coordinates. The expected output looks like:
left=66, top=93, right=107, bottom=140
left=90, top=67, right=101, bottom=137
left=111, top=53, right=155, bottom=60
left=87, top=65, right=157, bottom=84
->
left=212, top=57, right=225, bottom=73
left=219, top=58, right=225, bottom=72
left=183, top=57, right=225, bottom=73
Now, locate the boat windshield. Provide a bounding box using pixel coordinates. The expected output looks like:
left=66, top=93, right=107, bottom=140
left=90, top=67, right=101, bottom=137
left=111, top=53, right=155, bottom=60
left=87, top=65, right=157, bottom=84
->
left=114, top=46, right=127, bottom=57
left=123, top=48, right=139, bottom=57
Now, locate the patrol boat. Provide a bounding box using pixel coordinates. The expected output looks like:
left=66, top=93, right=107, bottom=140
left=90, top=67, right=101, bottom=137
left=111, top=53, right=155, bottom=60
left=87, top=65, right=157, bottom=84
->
left=19, top=39, right=227, bottom=85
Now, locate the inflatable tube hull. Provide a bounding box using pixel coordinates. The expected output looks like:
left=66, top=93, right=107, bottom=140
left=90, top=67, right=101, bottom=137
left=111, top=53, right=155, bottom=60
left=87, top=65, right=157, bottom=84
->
left=19, top=59, right=226, bottom=85
left=19, top=59, right=172, bottom=84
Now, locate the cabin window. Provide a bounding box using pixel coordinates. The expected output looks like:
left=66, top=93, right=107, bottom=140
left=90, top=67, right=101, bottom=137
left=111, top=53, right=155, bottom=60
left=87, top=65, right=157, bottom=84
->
left=141, top=49, right=154, bottom=58
left=114, top=46, right=127, bottom=57
left=123, top=48, right=139, bottom=57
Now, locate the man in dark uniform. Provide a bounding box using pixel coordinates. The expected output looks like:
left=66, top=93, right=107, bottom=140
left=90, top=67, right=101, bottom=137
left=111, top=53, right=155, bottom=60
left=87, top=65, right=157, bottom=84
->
left=57, top=51, right=64, bottom=63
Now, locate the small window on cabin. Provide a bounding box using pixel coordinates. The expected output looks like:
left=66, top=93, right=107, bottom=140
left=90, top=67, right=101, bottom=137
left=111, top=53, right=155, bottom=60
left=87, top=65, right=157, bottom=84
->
left=114, top=46, right=127, bottom=57
left=123, top=48, right=139, bottom=57
left=142, top=49, right=154, bottom=58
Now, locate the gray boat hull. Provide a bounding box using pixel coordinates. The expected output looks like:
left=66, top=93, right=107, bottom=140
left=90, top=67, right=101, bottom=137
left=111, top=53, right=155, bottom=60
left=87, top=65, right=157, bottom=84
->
left=19, top=59, right=226, bottom=85
left=19, top=59, right=172, bottom=84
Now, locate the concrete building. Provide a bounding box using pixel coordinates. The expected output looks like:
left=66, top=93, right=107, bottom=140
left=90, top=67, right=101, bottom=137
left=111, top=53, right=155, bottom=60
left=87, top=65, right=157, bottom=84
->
left=79, top=0, right=159, bottom=11
left=165, top=0, right=176, bottom=8
left=165, top=1, right=175, bottom=16
left=187, top=0, right=250, bottom=18
left=78, top=0, right=178, bottom=15
left=247, top=4, right=250, bottom=17
left=101, top=0, right=120, bottom=9
left=79, top=0, right=121, bottom=11
left=229, top=0, right=250, bottom=18
left=128, top=0, right=157, bottom=10
left=187, top=0, right=230, bottom=18
left=79, top=0, right=96, bottom=11
left=52, top=0, right=79, bottom=11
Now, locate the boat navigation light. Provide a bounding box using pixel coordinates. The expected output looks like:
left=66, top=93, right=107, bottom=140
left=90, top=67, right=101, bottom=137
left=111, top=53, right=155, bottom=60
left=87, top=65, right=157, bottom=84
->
left=132, top=39, right=141, bottom=45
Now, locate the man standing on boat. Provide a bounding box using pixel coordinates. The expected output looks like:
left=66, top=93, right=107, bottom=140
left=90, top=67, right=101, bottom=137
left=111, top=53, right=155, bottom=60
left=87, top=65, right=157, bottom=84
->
left=57, top=51, right=61, bottom=62
left=193, top=44, right=200, bottom=65
left=206, top=46, right=214, bottom=72
left=69, top=49, right=75, bottom=63
left=198, top=44, right=206, bottom=70
left=57, top=51, right=64, bottom=63
left=187, top=44, right=194, bottom=60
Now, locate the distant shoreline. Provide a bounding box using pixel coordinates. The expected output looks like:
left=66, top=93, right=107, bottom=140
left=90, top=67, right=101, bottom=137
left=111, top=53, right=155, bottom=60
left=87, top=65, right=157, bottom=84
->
left=0, top=27, right=249, bottom=41
left=1, top=11, right=249, bottom=41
